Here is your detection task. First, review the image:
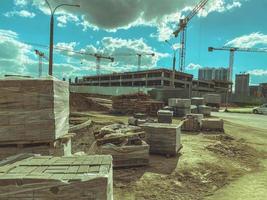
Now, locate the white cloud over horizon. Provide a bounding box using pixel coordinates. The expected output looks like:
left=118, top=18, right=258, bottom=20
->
left=225, top=32, right=267, bottom=48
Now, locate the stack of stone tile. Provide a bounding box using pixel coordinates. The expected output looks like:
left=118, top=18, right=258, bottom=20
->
left=0, top=77, right=70, bottom=160
left=0, top=154, right=113, bottom=200
left=157, top=110, right=173, bottom=123
left=182, top=114, right=204, bottom=132
left=168, top=98, right=191, bottom=117
left=140, top=123, right=182, bottom=157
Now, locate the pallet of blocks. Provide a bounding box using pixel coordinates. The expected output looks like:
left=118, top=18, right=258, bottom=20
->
left=0, top=77, right=69, bottom=143
left=0, top=76, right=70, bottom=159
left=92, top=124, right=149, bottom=167
left=201, top=118, right=224, bottom=132
left=182, top=114, right=204, bottom=132
left=157, top=110, right=173, bottom=124
left=0, top=154, right=113, bottom=200
left=140, top=123, right=182, bottom=157
left=168, top=98, right=191, bottom=117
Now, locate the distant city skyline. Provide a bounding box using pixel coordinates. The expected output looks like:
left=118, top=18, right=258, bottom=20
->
left=0, top=0, right=266, bottom=84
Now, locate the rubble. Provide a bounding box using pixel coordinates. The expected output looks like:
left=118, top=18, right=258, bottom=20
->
left=93, top=124, right=149, bottom=167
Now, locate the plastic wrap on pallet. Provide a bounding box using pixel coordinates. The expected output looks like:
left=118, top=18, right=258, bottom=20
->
left=0, top=76, right=69, bottom=143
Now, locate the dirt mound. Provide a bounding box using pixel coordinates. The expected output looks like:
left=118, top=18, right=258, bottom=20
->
left=128, top=163, right=230, bottom=200
left=70, top=93, right=111, bottom=112
left=205, top=140, right=262, bottom=169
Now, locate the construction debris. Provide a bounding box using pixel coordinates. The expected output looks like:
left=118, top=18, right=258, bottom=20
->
left=140, top=123, right=182, bottom=157
left=93, top=124, right=149, bottom=167
left=0, top=154, right=113, bottom=200
left=201, top=118, right=224, bottom=132
left=157, top=110, right=173, bottom=123
left=112, top=93, right=164, bottom=116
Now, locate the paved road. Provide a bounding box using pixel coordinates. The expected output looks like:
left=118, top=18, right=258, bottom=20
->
left=212, top=112, right=267, bottom=131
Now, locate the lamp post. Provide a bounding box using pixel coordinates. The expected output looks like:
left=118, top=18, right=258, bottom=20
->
left=45, top=0, right=80, bottom=76
left=165, top=40, right=178, bottom=88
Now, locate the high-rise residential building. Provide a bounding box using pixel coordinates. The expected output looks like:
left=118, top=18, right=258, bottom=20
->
left=198, top=67, right=229, bottom=81
left=235, top=73, right=250, bottom=96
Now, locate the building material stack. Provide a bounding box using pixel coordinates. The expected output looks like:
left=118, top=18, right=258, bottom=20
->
left=201, top=119, right=224, bottom=132
left=203, top=94, right=221, bottom=108
left=140, top=123, right=182, bottom=157
left=93, top=124, right=149, bottom=167
left=157, top=110, right=173, bottom=123
left=0, top=77, right=70, bottom=160
left=182, top=114, right=204, bottom=132
left=0, top=154, right=113, bottom=199
left=168, top=98, right=191, bottom=117
left=112, top=93, right=164, bottom=116
left=198, top=105, right=212, bottom=116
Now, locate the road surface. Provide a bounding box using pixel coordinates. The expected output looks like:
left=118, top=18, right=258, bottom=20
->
left=212, top=112, right=267, bottom=131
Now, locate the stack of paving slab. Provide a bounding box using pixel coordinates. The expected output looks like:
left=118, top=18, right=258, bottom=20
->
left=201, top=118, right=224, bottom=132
left=0, top=154, right=113, bottom=200
left=140, top=123, right=182, bottom=157
left=93, top=124, right=149, bottom=167
left=0, top=77, right=70, bottom=160
left=157, top=110, right=173, bottom=124
left=168, top=98, right=191, bottom=117
left=182, top=114, right=204, bottom=132
left=191, top=97, right=212, bottom=116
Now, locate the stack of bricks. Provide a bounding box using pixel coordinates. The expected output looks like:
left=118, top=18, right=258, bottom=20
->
left=0, top=77, right=71, bottom=160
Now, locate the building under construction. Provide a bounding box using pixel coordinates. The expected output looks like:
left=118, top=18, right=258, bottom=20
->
left=78, top=68, right=193, bottom=89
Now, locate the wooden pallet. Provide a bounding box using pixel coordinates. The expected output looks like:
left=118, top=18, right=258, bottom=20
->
left=0, top=155, right=113, bottom=200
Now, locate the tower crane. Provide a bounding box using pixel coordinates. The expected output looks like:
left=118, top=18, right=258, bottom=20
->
left=93, top=53, right=114, bottom=75
left=208, top=46, right=267, bottom=82
left=173, top=0, right=209, bottom=72
left=208, top=46, right=267, bottom=111
left=34, top=49, right=48, bottom=77
left=114, top=52, right=155, bottom=71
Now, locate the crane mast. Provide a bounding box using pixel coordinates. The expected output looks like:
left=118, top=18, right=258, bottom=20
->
left=93, top=54, right=114, bottom=75
left=208, top=46, right=267, bottom=82
left=34, top=49, right=48, bottom=77
left=173, top=0, right=209, bottom=72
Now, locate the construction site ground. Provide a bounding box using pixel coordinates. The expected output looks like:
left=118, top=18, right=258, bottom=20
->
left=71, top=111, right=267, bottom=200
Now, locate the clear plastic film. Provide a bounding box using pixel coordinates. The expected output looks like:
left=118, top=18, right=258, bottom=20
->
left=0, top=76, right=69, bottom=143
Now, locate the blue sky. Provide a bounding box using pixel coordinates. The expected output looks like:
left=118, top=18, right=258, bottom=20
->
left=0, top=0, right=266, bottom=84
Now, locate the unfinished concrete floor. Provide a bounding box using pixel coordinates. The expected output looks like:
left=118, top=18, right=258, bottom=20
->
left=71, top=111, right=267, bottom=200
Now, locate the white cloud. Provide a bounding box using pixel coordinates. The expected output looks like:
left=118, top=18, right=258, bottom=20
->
left=247, top=69, right=267, bottom=76
left=0, top=29, right=34, bottom=76
left=225, top=32, right=267, bottom=48
left=187, top=63, right=203, bottom=70
left=14, top=0, right=28, bottom=6
left=4, top=10, right=36, bottom=18
left=57, top=12, right=79, bottom=27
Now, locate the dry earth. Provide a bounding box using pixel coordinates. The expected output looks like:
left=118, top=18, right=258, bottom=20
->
left=70, top=111, right=267, bottom=200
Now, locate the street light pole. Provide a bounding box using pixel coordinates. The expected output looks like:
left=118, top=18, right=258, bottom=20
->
left=45, top=0, right=80, bottom=76
left=165, top=40, right=177, bottom=88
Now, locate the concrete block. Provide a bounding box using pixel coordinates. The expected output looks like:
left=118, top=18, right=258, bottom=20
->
left=157, top=110, right=173, bottom=124
left=201, top=118, right=224, bottom=132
